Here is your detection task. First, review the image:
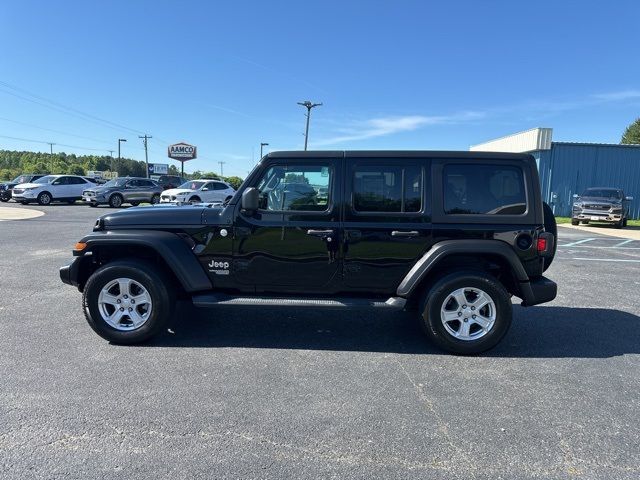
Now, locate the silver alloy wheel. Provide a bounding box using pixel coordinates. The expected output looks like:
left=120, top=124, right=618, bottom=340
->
left=111, top=195, right=122, bottom=207
left=97, top=277, right=153, bottom=331
left=440, top=287, right=496, bottom=341
left=39, top=193, right=51, bottom=205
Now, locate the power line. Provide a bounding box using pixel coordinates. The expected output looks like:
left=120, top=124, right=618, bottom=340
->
left=0, top=80, right=145, bottom=136
left=0, top=116, right=113, bottom=145
left=0, top=134, right=112, bottom=153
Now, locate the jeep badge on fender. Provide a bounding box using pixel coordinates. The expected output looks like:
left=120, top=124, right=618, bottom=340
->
left=60, top=150, right=557, bottom=354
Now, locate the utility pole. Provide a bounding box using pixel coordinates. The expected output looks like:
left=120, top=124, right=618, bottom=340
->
left=108, top=150, right=114, bottom=173
left=260, top=142, right=269, bottom=160
left=218, top=161, right=226, bottom=177
left=297, top=101, right=322, bottom=150
left=138, top=134, right=152, bottom=178
left=117, top=139, right=127, bottom=175
left=47, top=142, right=55, bottom=173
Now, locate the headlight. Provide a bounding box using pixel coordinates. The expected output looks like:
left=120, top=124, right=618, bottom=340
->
left=572, top=202, right=583, bottom=209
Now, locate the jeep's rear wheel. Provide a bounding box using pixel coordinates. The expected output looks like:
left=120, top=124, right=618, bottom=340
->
left=542, top=202, right=557, bottom=272
left=83, top=259, right=175, bottom=344
left=420, top=271, right=512, bottom=355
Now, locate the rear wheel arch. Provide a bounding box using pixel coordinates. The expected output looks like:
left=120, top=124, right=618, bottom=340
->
left=404, top=252, right=518, bottom=308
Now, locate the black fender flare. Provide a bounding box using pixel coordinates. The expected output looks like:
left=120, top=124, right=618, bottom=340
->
left=396, top=239, right=529, bottom=298
left=77, top=230, right=212, bottom=292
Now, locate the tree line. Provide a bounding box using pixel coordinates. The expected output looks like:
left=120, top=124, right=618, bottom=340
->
left=0, top=150, right=244, bottom=190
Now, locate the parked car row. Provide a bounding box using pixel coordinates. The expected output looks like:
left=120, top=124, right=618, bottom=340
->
left=2, top=174, right=236, bottom=207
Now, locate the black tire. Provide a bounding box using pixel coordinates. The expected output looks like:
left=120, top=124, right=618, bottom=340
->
left=82, top=259, right=175, bottom=344
left=109, top=194, right=123, bottom=208
left=89, top=202, right=98, bottom=208
left=130, top=201, right=140, bottom=206
left=542, top=202, right=557, bottom=272
left=67, top=199, right=76, bottom=205
left=615, top=220, right=623, bottom=229
left=581, top=220, right=589, bottom=225
left=37, top=191, right=52, bottom=205
left=19, top=201, right=29, bottom=205
left=189, top=196, right=201, bottom=204
left=571, top=219, right=579, bottom=226
left=0, top=197, right=8, bottom=202
left=420, top=270, right=512, bottom=355
left=150, top=194, right=160, bottom=204
left=623, top=218, right=628, bottom=228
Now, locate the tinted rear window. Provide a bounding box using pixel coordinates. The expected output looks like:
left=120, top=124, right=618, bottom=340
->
left=444, top=164, right=526, bottom=215
left=353, top=165, right=422, bottom=213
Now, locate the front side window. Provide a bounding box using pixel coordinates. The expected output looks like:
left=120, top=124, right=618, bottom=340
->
left=444, top=164, right=526, bottom=215
left=255, top=164, right=331, bottom=211
left=353, top=165, right=422, bottom=213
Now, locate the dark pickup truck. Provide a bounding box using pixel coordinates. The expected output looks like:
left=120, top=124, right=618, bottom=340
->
left=60, top=151, right=557, bottom=354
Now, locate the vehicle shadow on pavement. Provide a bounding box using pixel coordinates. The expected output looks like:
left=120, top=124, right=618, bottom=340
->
left=140, top=304, right=640, bottom=358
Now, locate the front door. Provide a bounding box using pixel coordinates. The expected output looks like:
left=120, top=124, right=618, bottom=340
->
left=232, top=158, right=342, bottom=293
left=342, top=157, right=433, bottom=294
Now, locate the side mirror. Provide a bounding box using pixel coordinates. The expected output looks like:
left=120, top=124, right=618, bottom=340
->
left=625, top=196, right=634, bottom=201
left=201, top=187, right=209, bottom=191
left=241, top=187, right=259, bottom=212
left=572, top=194, right=579, bottom=198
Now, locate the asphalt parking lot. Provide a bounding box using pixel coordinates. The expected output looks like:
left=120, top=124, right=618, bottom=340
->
left=1, top=202, right=639, bottom=479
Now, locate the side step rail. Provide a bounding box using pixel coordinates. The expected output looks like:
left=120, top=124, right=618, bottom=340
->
left=192, top=293, right=406, bottom=310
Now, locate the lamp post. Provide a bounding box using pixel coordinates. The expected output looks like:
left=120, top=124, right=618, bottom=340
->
left=117, top=139, right=127, bottom=175
left=260, top=142, right=269, bottom=160
left=297, top=101, right=322, bottom=150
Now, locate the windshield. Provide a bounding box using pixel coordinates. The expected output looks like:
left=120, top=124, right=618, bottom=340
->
left=102, top=178, right=129, bottom=188
left=178, top=181, right=206, bottom=190
left=581, top=189, right=621, bottom=199
left=11, top=175, right=31, bottom=184
left=34, top=176, right=56, bottom=184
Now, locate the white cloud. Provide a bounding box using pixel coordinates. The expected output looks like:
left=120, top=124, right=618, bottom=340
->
left=315, top=111, right=485, bottom=146
left=592, top=90, right=640, bottom=101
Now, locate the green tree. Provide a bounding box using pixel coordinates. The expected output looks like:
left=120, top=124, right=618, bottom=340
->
left=621, top=118, right=640, bottom=144
left=224, top=176, right=244, bottom=190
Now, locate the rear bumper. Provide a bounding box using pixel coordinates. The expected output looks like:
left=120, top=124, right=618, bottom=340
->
left=520, top=276, right=557, bottom=307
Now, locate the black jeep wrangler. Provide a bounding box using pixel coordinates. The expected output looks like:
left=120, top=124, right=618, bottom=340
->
left=60, top=151, right=557, bottom=354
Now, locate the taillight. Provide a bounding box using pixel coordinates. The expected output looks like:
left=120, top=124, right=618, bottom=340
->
left=537, top=238, right=547, bottom=253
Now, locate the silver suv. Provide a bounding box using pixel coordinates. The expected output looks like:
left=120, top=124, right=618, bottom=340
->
left=82, top=177, right=162, bottom=208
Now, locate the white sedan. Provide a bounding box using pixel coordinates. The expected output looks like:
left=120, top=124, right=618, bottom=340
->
left=160, top=179, right=236, bottom=204
left=12, top=175, right=97, bottom=205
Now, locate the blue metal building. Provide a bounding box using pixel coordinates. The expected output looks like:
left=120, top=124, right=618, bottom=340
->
left=471, top=128, right=640, bottom=219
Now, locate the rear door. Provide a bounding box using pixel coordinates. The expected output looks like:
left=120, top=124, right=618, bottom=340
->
left=342, top=156, right=433, bottom=294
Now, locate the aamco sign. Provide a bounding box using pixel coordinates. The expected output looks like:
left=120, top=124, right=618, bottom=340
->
left=168, top=142, right=197, bottom=161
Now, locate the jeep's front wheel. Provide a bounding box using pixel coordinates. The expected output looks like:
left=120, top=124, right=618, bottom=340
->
left=82, top=259, right=175, bottom=344
left=420, top=271, right=512, bottom=355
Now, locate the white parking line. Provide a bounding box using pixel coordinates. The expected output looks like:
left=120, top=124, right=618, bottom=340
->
left=613, top=239, right=635, bottom=247
left=570, top=257, right=640, bottom=263
left=562, top=238, right=596, bottom=247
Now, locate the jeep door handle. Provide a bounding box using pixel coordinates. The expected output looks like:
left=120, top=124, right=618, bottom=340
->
left=391, top=230, right=419, bottom=237
left=307, top=229, right=335, bottom=237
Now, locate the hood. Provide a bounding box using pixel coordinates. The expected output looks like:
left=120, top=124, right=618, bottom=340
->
left=162, top=188, right=194, bottom=196
left=578, top=196, right=621, bottom=204
left=100, top=204, right=223, bottom=227
left=88, top=186, right=117, bottom=194
left=14, top=182, right=43, bottom=189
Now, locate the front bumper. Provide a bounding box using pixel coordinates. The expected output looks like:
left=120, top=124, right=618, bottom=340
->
left=573, top=208, right=622, bottom=223
left=520, top=276, right=557, bottom=307
left=60, top=255, right=93, bottom=291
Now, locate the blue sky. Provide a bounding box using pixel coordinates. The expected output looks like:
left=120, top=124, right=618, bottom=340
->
left=1, top=0, right=639, bottom=177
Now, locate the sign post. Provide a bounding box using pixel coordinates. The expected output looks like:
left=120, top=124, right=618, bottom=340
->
left=168, top=142, right=197, bottom=177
